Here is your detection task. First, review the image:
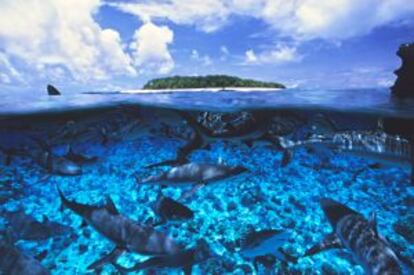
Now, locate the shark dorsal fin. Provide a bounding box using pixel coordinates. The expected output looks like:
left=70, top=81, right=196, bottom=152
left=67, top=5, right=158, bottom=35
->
left=369, top=211, right=378, bottom=235
left=105, top=197, right=119, bottom=215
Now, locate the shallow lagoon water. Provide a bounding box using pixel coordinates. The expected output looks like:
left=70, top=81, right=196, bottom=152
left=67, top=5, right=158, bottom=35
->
left=1, top=88, right=414, bottom=274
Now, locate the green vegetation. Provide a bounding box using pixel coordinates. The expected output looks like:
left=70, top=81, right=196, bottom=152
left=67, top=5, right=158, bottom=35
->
left=143, top=75, right=285, bottom=89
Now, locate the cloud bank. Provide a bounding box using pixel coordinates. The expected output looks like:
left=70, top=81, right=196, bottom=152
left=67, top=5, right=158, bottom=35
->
left=0, top=0, right=175, bottom=88
left=0, top=0, right=135, bottom=83
left=112, top=0, right=414, bottom=40
left=0, top=0, right=412, bottom=89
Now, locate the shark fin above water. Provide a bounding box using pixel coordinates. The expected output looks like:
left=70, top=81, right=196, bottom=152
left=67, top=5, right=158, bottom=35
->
left=47, top=84, right=61, bottom=96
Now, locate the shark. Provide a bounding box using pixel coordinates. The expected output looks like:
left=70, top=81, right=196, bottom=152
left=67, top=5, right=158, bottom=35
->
left=278, top=130, right=413, bottom=184
left=304, top=198, right=409, bottom=274
left=112, top=239, right=216, bottom=275
left=30, top=137, right=82, bottom=176
left=0, top=209, right=75, bottom=242
left=151, top=193, right=194, bottom=226
left=138, top=162, right=248, bottom=199
left=146, top=110, right=274, bottom=168
left=0, top=239, right=50, bottom=275
left=58, top=188, right=183, bottom=270
left=41, top=151, right=82, bottom=176
left=140, top=163, right=248, bottom=187
left=237, top=229, right=296, bottom=272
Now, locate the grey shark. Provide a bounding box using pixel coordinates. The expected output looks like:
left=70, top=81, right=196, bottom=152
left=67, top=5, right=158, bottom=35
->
left=0, top=239, right=50, bottom=275
left=139, top=162, right=247, bottom=199
left=1, top=209, right=75, bottom=242
left=42, top=151, right=82, bottom=175
left=31, top=137, right=82, bottom=176
left=147, top=110, right=274, bottom=168
left=152, top=193, right=194, bottom=225
left=237, top=229, right=296, bottom=272
left=278, top=130, right=413, bottom=184
left=305, top=198, right=403, bottom=274
left=239, top=229, right=291, bottom=260
left=58, top=188, right=183, bottom=270
left=140, top=163, right=247, bottom=186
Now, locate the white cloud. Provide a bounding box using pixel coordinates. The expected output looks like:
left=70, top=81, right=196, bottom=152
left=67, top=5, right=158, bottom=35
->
left=220, top=46, right=229, bottom=55
left=220, top=45, right=230, bottom=61
left=0, top=53, right=24, bottom=84
left=191, top=50, right=212, bottom=66
left=111, top=0, right=230, bottom=33
left=0, top=0, right=136, bottom=83
left=244, top=45, right=302, bottom=65
left=112, top=0, right=414, bottom=40
left=130, top=22, right=174, bottom=74
left=245, top=50, right=258, bottom=63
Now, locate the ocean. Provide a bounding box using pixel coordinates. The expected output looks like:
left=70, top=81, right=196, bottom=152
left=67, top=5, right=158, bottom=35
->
left=0, top=88, right=413, bottom=274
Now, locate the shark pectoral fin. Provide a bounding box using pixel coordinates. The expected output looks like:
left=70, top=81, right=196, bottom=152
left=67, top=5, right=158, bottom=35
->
left=183, top=264, right=192, bottom=275
left=281, top=150, right=293, bottom=167
left=87, top=247, right=124, bottom=270
left=304, top=233, right=342, bottom=257
left=105, top=197, right=120, bottom=215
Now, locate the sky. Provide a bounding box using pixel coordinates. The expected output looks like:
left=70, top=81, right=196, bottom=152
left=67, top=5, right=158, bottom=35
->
left=0, top=0, right=413, bottom=94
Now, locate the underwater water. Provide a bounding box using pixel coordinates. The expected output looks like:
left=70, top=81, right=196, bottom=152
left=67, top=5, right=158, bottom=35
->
left=1, top=88, right=414, bottom=275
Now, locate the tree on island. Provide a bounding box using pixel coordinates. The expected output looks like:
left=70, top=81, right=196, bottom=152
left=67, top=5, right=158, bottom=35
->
left=143, top=75, right=285, bottom=89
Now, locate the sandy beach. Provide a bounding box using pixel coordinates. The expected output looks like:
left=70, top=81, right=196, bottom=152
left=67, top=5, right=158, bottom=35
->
left=122, top=87, right=284, bottom=94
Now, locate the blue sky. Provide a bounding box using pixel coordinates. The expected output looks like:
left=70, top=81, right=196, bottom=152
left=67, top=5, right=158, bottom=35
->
left=0, top=0, right=413, bottom=94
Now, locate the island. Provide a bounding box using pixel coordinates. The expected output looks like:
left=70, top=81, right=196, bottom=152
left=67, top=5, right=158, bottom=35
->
left=142, top=75, right=285, bottom=90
